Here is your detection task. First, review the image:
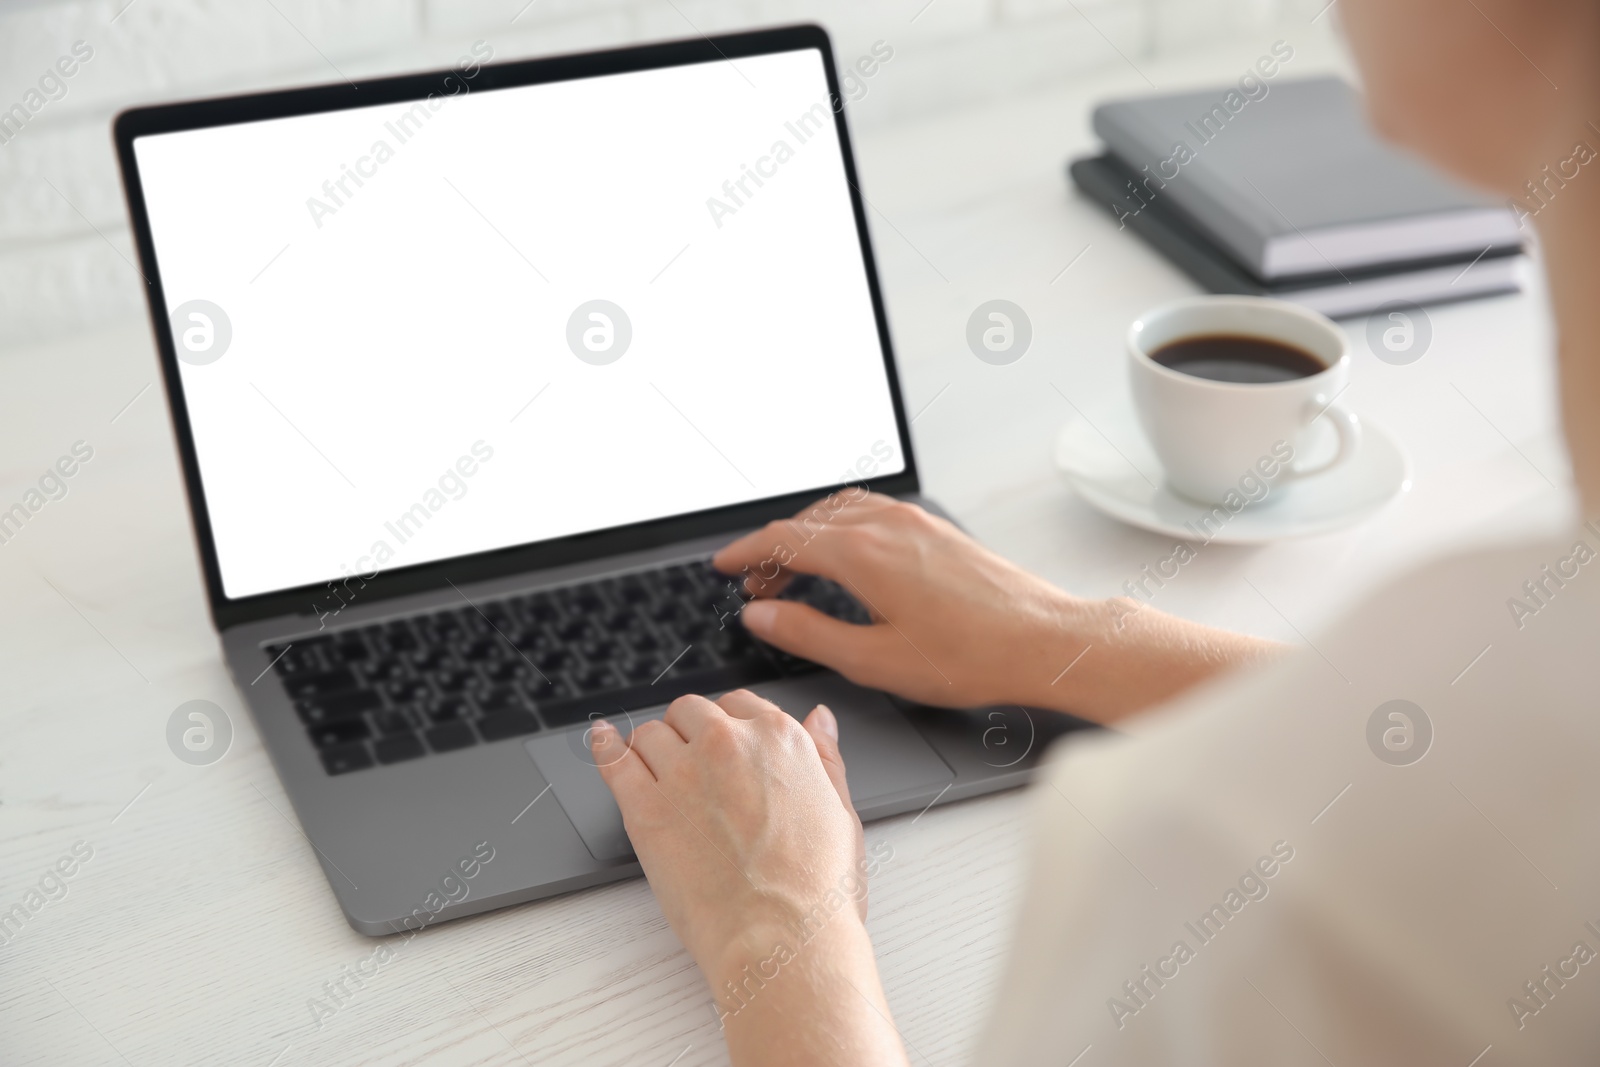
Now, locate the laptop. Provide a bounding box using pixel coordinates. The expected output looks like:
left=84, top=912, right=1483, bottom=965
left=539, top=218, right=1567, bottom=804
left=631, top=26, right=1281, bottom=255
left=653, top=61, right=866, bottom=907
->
left=115, top=25, right=1088, bottom=935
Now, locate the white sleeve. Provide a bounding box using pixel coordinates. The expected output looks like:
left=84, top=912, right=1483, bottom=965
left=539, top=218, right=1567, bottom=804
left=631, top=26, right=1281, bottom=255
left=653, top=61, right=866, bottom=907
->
left=975, top=542, right=1600, bottom=1067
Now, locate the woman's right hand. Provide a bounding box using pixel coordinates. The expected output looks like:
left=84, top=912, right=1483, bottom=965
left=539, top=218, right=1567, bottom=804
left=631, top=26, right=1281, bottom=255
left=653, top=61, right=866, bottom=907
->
left=712, top=493, right=1278, bottom=724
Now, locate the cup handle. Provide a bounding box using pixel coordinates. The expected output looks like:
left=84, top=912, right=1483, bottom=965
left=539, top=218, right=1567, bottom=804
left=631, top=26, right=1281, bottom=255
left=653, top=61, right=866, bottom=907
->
left=1283, top=397, right=1362, bottom=481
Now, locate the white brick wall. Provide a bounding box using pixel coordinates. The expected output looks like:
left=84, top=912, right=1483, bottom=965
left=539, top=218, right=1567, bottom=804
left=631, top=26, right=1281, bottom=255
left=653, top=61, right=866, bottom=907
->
left=0, top=0, right=1309, bottom=349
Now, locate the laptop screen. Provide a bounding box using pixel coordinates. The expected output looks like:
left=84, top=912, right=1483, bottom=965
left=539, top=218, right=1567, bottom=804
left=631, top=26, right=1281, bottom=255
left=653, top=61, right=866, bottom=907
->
left=130, top=47, right=906, bottom=601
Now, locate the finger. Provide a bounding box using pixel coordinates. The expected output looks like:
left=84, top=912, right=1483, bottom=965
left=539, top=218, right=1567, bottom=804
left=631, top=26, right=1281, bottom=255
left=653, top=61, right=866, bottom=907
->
left=802, top=704, right=855, bottom=811
left=715, top=687, right=782, bottom=720
left=713, top=494, right=907, bottom=593
left=627, top=717, right=686, bottom=779
left=737, top=568, right=797, bottom=600
left=711, top=516, right=855, bottom=586
left=741, top=599, right=890, bottom=678
left=781, top=490, right=899, bottom=528
left=710, top=519, right=814, bottom=585
left=591, top=719, right=656, bottom=807
left=661, top=692, right=724, bottom=740
left=809, top=491, right=901, bottom=523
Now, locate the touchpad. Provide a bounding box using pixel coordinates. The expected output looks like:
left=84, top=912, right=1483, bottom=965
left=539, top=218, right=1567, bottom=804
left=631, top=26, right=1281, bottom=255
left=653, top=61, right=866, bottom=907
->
left=524, top=674, right=954, bottom=863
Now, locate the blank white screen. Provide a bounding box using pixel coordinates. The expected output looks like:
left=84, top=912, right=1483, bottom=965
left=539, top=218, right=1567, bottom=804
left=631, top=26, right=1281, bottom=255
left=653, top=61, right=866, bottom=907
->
left=133, top=48, right=905, bottom=600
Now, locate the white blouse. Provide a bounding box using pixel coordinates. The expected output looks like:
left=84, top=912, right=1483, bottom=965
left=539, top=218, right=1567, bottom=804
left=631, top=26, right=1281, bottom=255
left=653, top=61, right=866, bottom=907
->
left=979, top=532, right=1600, bottom=1066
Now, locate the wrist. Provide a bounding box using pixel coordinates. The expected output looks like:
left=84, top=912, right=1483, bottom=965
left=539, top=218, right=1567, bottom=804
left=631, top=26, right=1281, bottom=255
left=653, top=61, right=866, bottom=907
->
left=1018, top=592, right=1280, bottom=723
left=710, top=915, right=910, bottom=1067
left=998, top=588, right=1108, bottom=715
left=706, top=910, right=871, bottom=1024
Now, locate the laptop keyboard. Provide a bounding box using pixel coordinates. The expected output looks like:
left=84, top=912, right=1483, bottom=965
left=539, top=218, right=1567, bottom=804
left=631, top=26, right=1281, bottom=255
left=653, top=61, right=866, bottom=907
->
left=264, top=560, right=871, bottom=776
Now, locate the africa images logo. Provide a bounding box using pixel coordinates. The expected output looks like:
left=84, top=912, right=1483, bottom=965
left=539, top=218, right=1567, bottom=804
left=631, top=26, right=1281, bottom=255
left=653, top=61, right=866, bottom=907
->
left=170, top=299, right=232, bottom=365
left=566, top=300, right=632, bottom=365
left=1366, top=699, right=1431, bottom=767
left=966, top=300, right=1032, bottom=366
left=166, top=700, right=233, bottom=766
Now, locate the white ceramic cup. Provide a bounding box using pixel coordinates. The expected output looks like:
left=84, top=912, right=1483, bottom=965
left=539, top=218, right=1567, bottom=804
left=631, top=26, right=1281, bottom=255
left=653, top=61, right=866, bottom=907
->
left=1127, top=296, right=1361, bottom=505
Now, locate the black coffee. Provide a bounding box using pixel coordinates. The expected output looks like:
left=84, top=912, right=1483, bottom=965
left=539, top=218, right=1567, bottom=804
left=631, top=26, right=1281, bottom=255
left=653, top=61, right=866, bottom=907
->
left=1150, top=334, right=1326, bottom=384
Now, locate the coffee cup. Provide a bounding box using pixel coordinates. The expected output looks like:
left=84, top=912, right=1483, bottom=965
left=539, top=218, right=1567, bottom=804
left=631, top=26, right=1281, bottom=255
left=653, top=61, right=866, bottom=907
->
left=1127, top=296, right=1361, bottom=505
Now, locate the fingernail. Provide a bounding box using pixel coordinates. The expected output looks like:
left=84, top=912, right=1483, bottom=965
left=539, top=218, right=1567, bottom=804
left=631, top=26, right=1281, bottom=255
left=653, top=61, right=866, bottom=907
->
left=590, top=720, right=614, bottom=748
left=742, top=599, right=777, bottom=634
left=815, top=704, right=838, bottom=740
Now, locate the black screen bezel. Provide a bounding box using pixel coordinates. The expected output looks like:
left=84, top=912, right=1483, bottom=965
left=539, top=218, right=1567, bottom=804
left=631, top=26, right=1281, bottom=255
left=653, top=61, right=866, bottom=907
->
left=113, top=24, right=920, bottom=631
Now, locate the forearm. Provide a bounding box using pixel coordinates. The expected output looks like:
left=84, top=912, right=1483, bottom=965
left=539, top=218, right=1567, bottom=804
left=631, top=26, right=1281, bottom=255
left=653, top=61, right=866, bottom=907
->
left=1540, top=175, right=1600, bottom=510
left=1007, top=592, right=1285, bottom=724
left=714, top=920, right=910, bottom=1067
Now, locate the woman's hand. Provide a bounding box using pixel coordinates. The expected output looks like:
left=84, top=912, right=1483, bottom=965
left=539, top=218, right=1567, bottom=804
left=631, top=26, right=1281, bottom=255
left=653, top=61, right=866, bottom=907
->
left=593, top=690, right=863, bottom=971
left=592, top=691, right=909, bottom=1067
left=713, top=492, right=1278, bottom=724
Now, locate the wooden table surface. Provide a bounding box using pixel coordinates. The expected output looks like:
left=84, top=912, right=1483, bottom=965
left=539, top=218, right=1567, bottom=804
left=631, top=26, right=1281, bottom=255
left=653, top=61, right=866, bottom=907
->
left=0, top=31, right=1573, bottom=1067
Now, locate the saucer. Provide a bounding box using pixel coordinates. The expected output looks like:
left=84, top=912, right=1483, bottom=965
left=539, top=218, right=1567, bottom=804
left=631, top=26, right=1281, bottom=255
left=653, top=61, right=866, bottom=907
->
left=1053, top=417, right=1412, bottom=544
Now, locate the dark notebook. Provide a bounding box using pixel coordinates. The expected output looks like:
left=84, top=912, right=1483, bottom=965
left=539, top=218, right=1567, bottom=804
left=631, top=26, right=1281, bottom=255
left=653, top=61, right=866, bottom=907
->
left=1069, top=153, right=1524, bottom=320
left=1091, top=76, right=1523, bottom=280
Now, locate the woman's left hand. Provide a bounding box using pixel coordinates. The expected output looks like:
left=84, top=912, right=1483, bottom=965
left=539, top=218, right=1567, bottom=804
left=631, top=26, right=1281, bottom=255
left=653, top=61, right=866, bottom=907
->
left=591, top=690, right=865, bottom=981
left=591, top=691, right=909, bottom=1066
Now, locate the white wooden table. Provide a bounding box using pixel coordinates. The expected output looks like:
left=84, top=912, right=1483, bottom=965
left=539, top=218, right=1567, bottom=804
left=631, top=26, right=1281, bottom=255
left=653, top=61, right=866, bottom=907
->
left=0, top=33, right=1572, bottom=1067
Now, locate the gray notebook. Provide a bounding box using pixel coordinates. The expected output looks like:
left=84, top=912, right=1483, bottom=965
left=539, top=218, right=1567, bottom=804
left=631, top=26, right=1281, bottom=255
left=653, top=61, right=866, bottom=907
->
left=1092, top=76, right=1522, bottom=281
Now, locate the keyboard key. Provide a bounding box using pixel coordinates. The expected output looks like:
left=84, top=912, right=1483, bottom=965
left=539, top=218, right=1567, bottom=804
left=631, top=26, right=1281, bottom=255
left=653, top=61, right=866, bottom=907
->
left=386, top=679, right=430, bottom=703
left=558, top=618, right=598, bottom=643
left=704, top=627, right=756, bottom=663
left=671, top=647, right=714, bottom=673
left=292, top=635, right=336, bottom=659
left=435, top=669, right=475, bottom=693
left=411, top=649, right=451, bottom=672
left=622, top=630, right=661, bottom=654
left=486, top=659, right=532, bottom=683
left=575, top=665, right=618, bottom=692
left=286, top=668, right=358, bottom=698
left=297, top=688, right=382, bottom=723
left=425, top=722, right=477, bottom=753
left=269, top=643, right=323, bottom=674
left=429, top=698, right=469, bottom=723
left=382, top=625, right=418, bottom=652
left=309, top=719, right=370, bottom=748
left=511, top=624, right=553, bottom=647
left=535, top=648, right=573, bottom=673
left=373, top=733, right=426, bottom=764
left=651, top=601, right=689, bottom=624
left=361, top=658, right=408, bottom=684
left=374, top=710, right=414, bottom=735
left=316, top=688, right=383, bottom=716
left=528, top=672, right=581, bottom=703
left=478, top=687, right=530, bottom=714
left=522, top=597, right=558, bottom=623
left=678, top=619, right=714, bottom=642
left=566, top=591, right=602, bottom=613
left=619, top=659, right=660, bottom=684
left=478, top=711, right=540, bottom=742
left=320, top=743, right=373, bottom=775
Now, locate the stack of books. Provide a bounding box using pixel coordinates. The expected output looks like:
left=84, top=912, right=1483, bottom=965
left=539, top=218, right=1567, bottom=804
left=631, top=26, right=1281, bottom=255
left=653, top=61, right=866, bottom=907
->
left=1069, top=76, right=1526, bottom=318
